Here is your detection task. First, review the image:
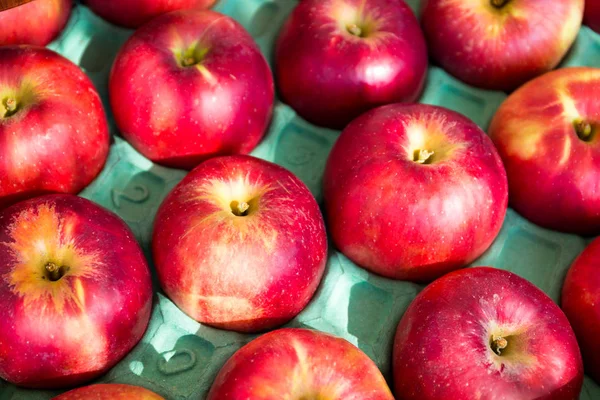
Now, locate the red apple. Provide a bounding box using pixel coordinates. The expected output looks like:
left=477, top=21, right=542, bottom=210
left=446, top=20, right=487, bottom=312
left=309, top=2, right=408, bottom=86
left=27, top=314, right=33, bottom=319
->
left=323, top=104, right=507, bottom=282
left=421, top=0, right=584, bottom=91
left=394, top=267, right=583, bottom=399
left=54, top=384, right=164, bottom=399
left=275, top=0, right=427, bottom=130
left=584, top=0, right=600, bottom=33
left=489, top=67, right=600, bottom=234
left=562, top=238, right=600, bottom=383
left=85, top=0, right=216, bottom=29
left=109, top=10, right=274, bottom=170
left=0, top=46, right=110, bottom=209
left=152, top=155, right=327, bottom=332
left=207, top=328, right=394, bottom=399
left=0, top=194, right=153, bottom=388
left=0, top=0, right=71, bottom=46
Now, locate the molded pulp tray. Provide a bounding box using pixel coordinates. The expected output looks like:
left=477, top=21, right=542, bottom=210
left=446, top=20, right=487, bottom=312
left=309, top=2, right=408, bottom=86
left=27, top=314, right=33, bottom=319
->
left=4, top=0, right=600, bottom=398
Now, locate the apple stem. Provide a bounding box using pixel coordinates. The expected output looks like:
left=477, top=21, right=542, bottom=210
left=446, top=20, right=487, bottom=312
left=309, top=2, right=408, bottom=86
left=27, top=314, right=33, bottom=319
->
left=414, top=149, right=435, bottom=164
left=347, top=24, right=363, bottom=37
left=491, top=0, right=510, bottom=8
left=231, top=201, right=250, bottom=216
left=491, top=335, right=508, bottom=355
left=1, top=97, right=17, bottom=118
left=182, top=57, right=197, bottom=67
left=45, top=262, right=63, bottom=282
left=574, top=119, right=594, bottom=141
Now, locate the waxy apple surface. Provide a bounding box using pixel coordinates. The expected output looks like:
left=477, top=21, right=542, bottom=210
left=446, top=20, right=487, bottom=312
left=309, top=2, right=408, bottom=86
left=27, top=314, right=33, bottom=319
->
left=562, top=238, right=600, bottom=383
left=394, top=267, right=583, bottom=399
left=421, top=0, right=583, bottom=91
left=207, top=328, right=394, bottom=400
left=0, top=195, right=153, bottom=388
left=152, top=155, right=327, bottom=332
left=489, top=67, right=600, bottom=234
left=0, top=0, right=71, bottom=46
left=53, top=384, right=164, bottom=399
left=0, top=46, right=109, bottom=209
left=276, top=0, right=427, bottom=130
left=110, top=10, right=274, bottom=169
left=86, top=0, right=216, bottom=28
left=324, top=104, right=507, bottom=282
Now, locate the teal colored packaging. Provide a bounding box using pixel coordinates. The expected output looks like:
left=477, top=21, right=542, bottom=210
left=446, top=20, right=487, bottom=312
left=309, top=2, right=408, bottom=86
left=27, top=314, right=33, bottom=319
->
left=1, top=0, right=599, bottom=398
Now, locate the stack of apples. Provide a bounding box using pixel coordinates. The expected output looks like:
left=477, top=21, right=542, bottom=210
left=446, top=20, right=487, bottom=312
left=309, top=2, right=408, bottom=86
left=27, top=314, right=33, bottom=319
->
left=0, top=0, right=599, bottom=398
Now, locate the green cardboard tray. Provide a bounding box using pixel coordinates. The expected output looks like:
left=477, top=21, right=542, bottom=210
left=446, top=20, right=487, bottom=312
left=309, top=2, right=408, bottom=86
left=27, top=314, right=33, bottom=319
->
left=2, top=0, right=599, bottom=398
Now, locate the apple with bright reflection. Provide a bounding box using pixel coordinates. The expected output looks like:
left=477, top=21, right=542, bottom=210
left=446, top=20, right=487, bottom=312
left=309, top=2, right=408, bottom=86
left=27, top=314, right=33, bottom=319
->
left=562, top=238, right=600, bottom=383
left=0, top=195, right=153, bottom=388
left=86, top=0, right=216, bottom=28
left=324, top=104, right=507, bottom=282
left=276, top=0, right=427, bottom=130
left=394, top=267, right=583, bottom=399
left=584, top=0, right=600, bottom=33
left=0, top=46, right=109, bottom=209
left=489, top=67, right=600, bottom=234
left=152, top=155, right=327, bottom=332
left=207, top=328, right=394, bottom=399
left=0, top=0, right=71, bottom=46
left=54, top=384, right=164, bottom=399
left=421, top=0, right=583, bottom=91
left=110, top=10, right=274, bottom=169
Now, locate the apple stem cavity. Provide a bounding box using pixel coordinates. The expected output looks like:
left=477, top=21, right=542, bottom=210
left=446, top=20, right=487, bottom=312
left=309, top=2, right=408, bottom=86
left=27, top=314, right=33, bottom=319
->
left=1, top=97, right=17, bottom=118
left=346, top=23, right=364, bottom=37
left=230, top=200, right=250, bottom=217
left=413, top=149, right=435, bottom=164
left=182, top=56, right=197, bottom=67
left=44, top=262, right=68, bottom=282
left=490, top=335, right=508, bottom=356
left=491, top=0, right=510, bottom=8
left=574, top=119, right=595, bottom=142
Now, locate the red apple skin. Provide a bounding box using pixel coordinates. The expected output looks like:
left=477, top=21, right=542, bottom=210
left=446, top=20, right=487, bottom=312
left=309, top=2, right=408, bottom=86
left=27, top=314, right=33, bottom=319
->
left=323, top=104, right=507, bottom=282
left=275, top=0, right=427, bottom=130
left=562, top=238, right=600, bottom=383
left=584, top=0, right=600, bottom=33
left=0, top=0, right=71, bottom=46
left=421, top=0, right=584, bottom=91
left=207, top=328, right=394, bottom=399
left=86, top=0, right=216, bottom=29
left=152, top=155, right=327, bottom=332
left=489, top=67, right=600, bottom=235
left=53, top=384, right=164, bottom=400
left=394, top=267, right=584, bottom=400
left=0, top=46, right=110, bottom=209
left=109, top=10, right=274, bottom=170
left=0, top=195, right=153, bottom=389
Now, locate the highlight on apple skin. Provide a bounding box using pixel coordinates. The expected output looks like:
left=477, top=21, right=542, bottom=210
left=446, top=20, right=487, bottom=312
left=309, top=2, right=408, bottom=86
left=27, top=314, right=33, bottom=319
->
left=0, top=46, right=110, bottom=209
left=152, top=155, right=327, bottom=332
left=109, top=10, right=274, bottom=170
left=394, top=267, right=583, bottom=400
left=562, top=238, right=600, bottom=383
left=276, top=0, right=428, bottom=130
left=421, top=0, right=584, bottom=91
left=0, top=0, right=72, bottom=46
left=207, top=328, right=394, bottom=400
left=85, top=0, right=216, bottom=29
left=0, top=195, right=153, bottom=388
left=53, top=383, right=164, bottom=399
left=489, top=67, right=600, bottom=235
left=323, top=103, right=508, bottom=282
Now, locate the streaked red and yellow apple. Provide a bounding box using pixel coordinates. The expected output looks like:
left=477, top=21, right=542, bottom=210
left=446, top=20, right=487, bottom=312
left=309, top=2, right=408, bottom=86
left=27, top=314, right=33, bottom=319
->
left=421, top=0, right=583, bottom=91
left=324, top=104, right=508, bottom=282
left=0, top=195, right=153, bottom=388
left=562, top=238, right=600, bottom=383
left=109, top=10, right=274, bottom=170
left=85, top=0, right=216, bottom=28
left=53, top=384, right=164, bottom=399
left=152, top=155, right=327, bottom=332
left=394, top=267, right=583, bottom=399
left=489, top=67, right=600, bottom=234
left=276, top=0, right=427, bottom=130
left=0, top=46, right=109, bottom=209
left=207, top=328, right=394, bottom=399
left=0, top=0, right=71, bottom=46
